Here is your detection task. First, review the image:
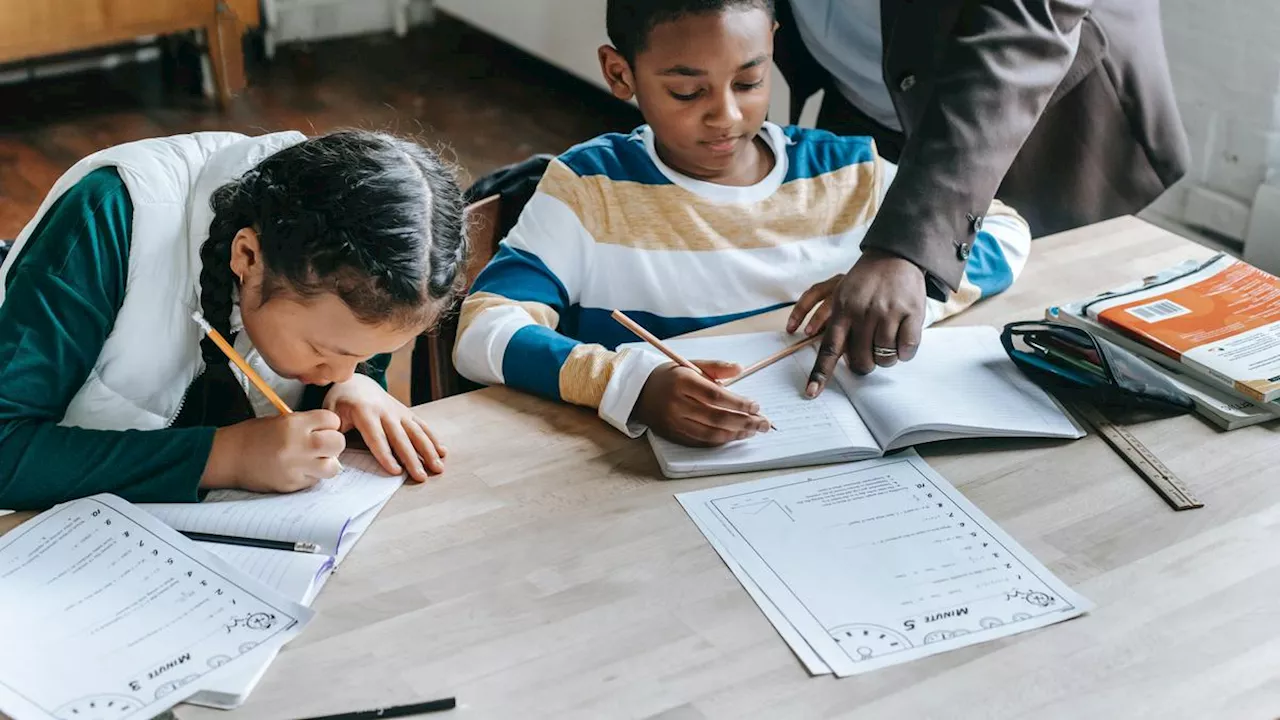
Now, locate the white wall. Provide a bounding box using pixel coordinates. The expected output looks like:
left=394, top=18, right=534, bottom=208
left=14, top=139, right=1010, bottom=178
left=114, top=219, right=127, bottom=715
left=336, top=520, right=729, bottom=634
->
left=437, top=1, right=1280, bottom=266
left=1148, top=0, right=1280, bottom=268
left=262, top=0, right=435, bottom=56
left=434, top=0, right=793, bottom=123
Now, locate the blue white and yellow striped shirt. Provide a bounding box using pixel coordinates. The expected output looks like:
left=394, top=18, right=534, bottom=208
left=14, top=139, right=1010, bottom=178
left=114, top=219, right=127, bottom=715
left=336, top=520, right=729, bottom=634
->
left=454, top=122, right=1030, bottom=436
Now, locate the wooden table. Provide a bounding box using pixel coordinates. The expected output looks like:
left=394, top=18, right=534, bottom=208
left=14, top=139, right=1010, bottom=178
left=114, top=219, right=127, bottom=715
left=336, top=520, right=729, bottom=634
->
left=7, top=217, right=1280, bottom=719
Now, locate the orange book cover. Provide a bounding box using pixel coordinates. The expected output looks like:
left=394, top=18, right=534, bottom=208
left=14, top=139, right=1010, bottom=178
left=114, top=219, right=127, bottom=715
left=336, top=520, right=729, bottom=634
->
left=1085, top=255, right=1280, bottom=403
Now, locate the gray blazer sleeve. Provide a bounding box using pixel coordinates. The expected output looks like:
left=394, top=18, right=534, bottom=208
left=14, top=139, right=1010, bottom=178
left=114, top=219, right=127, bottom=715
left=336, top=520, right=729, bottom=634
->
left=863, top=0, right=1095, bottom=299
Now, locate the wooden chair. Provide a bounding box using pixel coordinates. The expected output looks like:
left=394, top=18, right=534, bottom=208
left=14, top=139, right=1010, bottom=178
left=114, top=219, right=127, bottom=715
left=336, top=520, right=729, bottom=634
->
left=410, top=195, right=502, bottom=405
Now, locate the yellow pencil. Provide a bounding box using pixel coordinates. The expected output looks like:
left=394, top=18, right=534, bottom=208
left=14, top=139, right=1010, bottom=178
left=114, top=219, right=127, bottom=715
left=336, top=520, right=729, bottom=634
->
left=191, top=311, right=294, bottom=416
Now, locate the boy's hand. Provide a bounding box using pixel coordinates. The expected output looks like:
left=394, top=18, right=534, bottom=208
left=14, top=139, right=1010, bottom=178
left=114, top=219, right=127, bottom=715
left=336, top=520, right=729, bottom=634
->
left=324, top=374, right=447, bottom=482
left=632, top=361, right=772, bottom=447
left=807, top=250, right=925, bottom=397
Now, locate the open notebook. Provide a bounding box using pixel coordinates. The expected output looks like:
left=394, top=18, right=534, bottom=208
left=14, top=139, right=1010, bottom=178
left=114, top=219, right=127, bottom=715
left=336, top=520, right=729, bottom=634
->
left=624, top=326, right=1083, bottom=479
left=139, top=450, right=403, bottom=708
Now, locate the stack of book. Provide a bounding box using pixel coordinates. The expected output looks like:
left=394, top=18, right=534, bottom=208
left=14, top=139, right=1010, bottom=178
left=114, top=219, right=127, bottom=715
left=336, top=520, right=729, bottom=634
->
left=1049, top=253, right=1280, bottom=430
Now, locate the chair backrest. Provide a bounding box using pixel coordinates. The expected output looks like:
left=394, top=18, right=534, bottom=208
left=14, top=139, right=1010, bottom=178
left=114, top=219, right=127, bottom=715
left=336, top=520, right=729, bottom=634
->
left=410, top=195, right=502, bottom=405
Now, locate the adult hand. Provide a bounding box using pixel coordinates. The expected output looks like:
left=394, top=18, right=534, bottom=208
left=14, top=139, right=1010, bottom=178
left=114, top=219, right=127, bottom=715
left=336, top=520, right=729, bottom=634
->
left=805, top=249, right=926, bottom=398
left=786, top=274, right=842, bottom=337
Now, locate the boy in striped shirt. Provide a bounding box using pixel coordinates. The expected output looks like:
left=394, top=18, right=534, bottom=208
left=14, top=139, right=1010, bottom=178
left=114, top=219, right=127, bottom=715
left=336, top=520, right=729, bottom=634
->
left=454, top=0, right=1031, bottom=447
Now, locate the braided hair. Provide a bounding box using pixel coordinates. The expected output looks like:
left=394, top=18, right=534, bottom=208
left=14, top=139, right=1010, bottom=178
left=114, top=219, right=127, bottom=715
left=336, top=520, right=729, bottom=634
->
left=181, top=130, right=467, bottom=426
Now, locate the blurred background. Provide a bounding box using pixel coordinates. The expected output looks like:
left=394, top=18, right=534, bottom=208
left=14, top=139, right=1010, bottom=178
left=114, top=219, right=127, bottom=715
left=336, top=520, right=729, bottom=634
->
left=1, top=0, right=1276, bottom=401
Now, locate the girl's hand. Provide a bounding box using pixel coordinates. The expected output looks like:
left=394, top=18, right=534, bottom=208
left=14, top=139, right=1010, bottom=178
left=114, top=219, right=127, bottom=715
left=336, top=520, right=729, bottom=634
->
left=202, top=410, right=346, bottom=494
left=323, top=374, right=446, bottom=482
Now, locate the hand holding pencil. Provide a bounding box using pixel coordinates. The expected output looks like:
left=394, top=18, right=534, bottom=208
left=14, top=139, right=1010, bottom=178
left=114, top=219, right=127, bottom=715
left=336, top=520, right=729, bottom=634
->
left=193, top=311, right=347, bottom=495
left=612, top=311, right=774, bottom=447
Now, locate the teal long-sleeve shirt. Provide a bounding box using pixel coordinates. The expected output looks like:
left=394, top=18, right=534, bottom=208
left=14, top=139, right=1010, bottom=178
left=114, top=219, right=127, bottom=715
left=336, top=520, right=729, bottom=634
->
left=0, top=168, right=388, bottom=510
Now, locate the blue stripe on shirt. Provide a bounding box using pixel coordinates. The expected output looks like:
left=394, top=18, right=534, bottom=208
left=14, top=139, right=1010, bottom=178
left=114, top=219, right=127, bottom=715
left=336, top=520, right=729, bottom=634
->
left=573, top=302, right=793, bottom=351
left=782, top=127, right=877, bottom=183
left=470, top=244, right=571, bottom=311
left=557, top=132, right=672, bottom=186
left=559, top=126, right=876, bottom=186
left=501, top=324, right=577, bottom=401
left=965, top=230, right=1015, bottom=297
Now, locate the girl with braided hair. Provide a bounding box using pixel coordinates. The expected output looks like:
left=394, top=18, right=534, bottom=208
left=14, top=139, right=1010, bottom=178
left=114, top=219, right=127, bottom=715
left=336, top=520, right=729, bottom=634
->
left=0, top=129, right=467, bottom=510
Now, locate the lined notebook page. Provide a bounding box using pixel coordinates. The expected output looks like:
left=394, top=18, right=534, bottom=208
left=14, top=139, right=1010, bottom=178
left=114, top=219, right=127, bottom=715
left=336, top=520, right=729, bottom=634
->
left=837, top=326, right=1083, bottom=448
left=636, top=333, right=879, bottom=476
left=198, top=544, right=334, bottom=603
left=142, top=452, right=403, bottom=556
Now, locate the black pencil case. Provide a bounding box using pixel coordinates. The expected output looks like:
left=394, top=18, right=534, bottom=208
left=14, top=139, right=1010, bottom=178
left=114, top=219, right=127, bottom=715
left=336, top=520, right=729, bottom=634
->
left=1001, top=320, right=1195, bottom=415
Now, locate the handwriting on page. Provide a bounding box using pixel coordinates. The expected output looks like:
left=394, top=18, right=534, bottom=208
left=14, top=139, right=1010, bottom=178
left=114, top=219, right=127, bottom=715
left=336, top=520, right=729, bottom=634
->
left=143, top=452, right=402, bottom=556
left=652, top=338, right=878, bottom=471
left=0, top=495, right=310, bottom=720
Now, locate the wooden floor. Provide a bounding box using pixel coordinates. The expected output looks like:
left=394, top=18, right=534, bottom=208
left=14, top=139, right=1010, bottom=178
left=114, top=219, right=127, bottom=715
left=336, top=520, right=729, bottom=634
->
left=0, top=18, right=641, bottom=403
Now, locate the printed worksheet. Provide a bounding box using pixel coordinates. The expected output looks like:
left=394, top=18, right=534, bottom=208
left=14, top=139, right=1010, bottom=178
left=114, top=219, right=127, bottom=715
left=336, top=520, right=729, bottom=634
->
left=677, top=452, right=1091, bottom=677
left=0, top=495, right=312, bottom=720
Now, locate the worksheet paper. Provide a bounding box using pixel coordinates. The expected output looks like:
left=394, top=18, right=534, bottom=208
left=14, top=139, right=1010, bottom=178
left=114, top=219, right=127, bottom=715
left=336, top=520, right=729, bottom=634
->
left=180, top=545, right=335, bottom=709
left=138, top=451, right=403, bottom=709
left=676, top=452, right=1091, bottom=677
left=0, top=495, right=313, bottom=720
left=198, top=544, right=334, bottom=604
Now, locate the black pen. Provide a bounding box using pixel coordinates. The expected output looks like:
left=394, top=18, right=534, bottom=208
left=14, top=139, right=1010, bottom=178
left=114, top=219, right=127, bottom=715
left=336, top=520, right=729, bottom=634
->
left=294, top=697, right=457, bottom=720
left=181, top=531, right=320, bottom=554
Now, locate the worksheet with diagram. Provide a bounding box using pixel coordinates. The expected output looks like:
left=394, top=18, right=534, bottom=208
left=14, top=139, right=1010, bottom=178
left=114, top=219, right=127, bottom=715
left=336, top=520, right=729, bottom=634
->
left=0, top=494, right=312, bottom=720
left=677, top=452, right=1092, bottom=676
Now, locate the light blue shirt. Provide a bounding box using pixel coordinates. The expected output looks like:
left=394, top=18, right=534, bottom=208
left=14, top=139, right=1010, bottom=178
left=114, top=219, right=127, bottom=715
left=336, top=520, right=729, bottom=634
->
left=788, top=0, right=902, bottom=131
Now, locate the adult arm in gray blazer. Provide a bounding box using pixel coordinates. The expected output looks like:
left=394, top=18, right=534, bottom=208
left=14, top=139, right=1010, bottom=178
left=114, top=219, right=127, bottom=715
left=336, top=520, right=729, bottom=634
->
left=783, top=0, right=1189, bottom=389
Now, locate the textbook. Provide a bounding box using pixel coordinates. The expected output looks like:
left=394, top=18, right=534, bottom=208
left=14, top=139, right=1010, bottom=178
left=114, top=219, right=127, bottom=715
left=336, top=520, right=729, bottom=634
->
left=1071, top=253, right=1280, bottom=404
left=622, top=326, right=1083, bottom=479
left=1048, top=305, right=1280, bottom=431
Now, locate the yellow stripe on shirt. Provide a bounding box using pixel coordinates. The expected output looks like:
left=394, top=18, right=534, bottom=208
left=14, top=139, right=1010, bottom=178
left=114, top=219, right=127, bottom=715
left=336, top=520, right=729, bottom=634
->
left=456, top=291, right=561, bottom=338
left=537, top=158, right=882, bottom=252
left=559, top=344, right=631, bottom=408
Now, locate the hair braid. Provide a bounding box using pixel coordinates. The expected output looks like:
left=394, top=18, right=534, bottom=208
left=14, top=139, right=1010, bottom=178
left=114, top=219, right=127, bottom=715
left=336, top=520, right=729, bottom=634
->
left=174, top=178, right=259, bottom=428
left=198, top=182, right=249, bottom=365
left=174, top=130, right=468, bottom=428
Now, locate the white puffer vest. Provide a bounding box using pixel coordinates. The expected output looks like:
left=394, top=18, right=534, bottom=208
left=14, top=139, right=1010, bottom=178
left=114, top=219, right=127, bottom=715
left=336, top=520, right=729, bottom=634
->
left=0, top=131, right=311, bottom=431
